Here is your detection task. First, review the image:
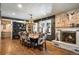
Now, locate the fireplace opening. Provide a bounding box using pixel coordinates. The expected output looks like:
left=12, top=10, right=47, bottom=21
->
left=61, top=31, right=76, bottom=44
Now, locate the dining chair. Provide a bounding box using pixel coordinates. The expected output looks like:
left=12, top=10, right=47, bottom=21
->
left=38, top=33, right=47, bottom=50
left=18, top=31, right=29, bottom=46
left=18, top=31, right=23, bottom=44
left=21, top=32, right=27, bottom=45
left=24, top=35, right=31, bottom=47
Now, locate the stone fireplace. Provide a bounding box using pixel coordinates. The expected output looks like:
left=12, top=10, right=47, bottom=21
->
left=61, top=31, right=76, bottom=44
left=53, top=28, right=79, bottom=54
left=54, top=8, right=79, bottom=54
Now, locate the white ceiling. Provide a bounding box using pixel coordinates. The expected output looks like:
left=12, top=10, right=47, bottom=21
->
left=1, top=3, right=79, bottom=20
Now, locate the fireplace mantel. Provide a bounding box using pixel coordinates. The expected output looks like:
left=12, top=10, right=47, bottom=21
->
left=56, top=27, right=79, bottom=32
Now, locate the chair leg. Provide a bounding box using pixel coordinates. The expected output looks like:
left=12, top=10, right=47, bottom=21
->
left=44, top=41, right=47, bottom=51
left=26, top=43, right=30, bottom=48
left=38, top=44, right=43, bottom=50
left=20, top=40, right=22, bottom=44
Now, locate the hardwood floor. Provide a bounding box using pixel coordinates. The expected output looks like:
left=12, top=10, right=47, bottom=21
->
left=0, top=38, right=77, bottom=55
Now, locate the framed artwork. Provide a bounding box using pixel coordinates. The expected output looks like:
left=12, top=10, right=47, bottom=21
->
left=47, top=22, right=51, bottom=35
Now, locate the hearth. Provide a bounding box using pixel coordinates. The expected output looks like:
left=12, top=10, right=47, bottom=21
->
left=61, top=31, right=76, bottom=44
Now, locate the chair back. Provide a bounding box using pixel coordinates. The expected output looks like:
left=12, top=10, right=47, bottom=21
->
left=43, top=33, right=47, bottom=40
left=21, top=34, right=25, bottom=39
left=38, top=33, right=47, bottom=45
left=18, top=31, right=24, bottom=40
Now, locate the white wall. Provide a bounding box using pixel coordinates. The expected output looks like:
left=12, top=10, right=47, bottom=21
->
left=76, top=31, right=79, bottom=46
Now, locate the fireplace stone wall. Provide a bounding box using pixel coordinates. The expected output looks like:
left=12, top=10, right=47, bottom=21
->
left=55, top=9, right=79, bottom=28
left=53, top=8, right=79, bottom=54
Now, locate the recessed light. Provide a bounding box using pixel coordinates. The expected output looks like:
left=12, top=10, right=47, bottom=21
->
left=12, top=13, right=15, bottom=15
left=17, top=4, right=22, bottom=8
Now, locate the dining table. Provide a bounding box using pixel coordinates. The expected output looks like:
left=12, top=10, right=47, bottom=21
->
left=29, top=33, right=39, bottom=39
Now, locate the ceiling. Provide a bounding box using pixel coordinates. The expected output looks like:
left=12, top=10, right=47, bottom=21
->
left=1, top=3, right=79, bottom=20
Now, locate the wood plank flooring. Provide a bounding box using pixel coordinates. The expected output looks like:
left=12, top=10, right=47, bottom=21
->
left=0, top=38, right=77, bottom=55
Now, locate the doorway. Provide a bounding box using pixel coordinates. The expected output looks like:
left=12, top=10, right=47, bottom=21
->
left=1, top=19, right=12, bottom=40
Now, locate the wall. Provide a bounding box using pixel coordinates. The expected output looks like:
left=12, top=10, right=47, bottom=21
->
left=55, top=9, right=79, bottom=28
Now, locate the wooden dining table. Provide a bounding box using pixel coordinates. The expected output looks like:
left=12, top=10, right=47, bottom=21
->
left=29, top=33, right=39, bottom=39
